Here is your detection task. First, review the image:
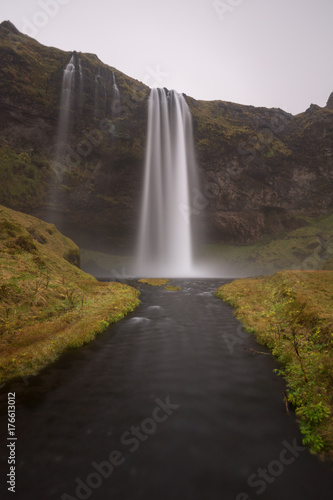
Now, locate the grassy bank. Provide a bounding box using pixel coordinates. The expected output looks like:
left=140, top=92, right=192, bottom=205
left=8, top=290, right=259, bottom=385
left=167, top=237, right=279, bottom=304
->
left=0, top=205, right=140, bottom=385
left=203, top=213, right=333, bottom=276
left=216, top=271, right=333, bottom=458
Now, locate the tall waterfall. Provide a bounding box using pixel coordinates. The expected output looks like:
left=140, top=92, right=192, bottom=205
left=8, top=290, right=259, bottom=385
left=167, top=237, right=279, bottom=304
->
left=136, top=88, right=198, bottom=277
left=54, top=54, right=76, bottom=176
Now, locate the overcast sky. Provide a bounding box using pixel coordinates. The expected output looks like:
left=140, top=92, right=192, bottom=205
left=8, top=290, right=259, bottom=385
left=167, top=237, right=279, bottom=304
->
left=1, top=0, right=333, bottom=114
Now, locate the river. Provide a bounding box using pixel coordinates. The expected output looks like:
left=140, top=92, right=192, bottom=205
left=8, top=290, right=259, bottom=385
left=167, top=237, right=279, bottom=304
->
left=0, top=279, right=332, bottom=499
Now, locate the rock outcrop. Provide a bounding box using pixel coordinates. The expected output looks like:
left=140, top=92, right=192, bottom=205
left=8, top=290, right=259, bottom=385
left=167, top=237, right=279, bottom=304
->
left=326, top=92, right=333, bottom=109
left=0, top=21, right=332, bottom=251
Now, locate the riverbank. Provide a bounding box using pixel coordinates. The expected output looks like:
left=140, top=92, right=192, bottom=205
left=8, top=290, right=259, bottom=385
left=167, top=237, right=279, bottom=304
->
left=216, top=270, right=333, bottom=459
left=0, top=205, right=140, bottom=385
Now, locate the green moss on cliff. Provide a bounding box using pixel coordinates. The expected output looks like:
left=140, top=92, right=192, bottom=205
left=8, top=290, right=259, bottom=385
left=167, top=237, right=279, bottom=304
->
left=0, top=23, right=68, bottom=115
left=0, top=145, right=50, bottom=209
left=203, top=212, right=333, bottom=275
left=188, top=97, right=293, bottom=163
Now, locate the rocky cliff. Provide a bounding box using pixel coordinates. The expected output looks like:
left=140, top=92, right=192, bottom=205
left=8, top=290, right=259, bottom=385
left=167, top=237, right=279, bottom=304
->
left=188, top=98, right=333, bottom=244
left=0, top=20, right=332, bottom=253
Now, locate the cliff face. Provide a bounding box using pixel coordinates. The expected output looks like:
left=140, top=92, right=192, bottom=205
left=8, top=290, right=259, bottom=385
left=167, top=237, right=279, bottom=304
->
left=0, top=21, right=332, bottom=251
left=0, top=21, right=149, bottom=252
left=188, top=98, right=333, bottom=243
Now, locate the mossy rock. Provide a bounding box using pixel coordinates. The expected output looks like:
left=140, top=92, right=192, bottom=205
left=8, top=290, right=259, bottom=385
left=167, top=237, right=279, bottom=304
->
left=323, top=258, right=333, bottom=270
left=64, top=249, right=80, bottom=268
left=8, top=235, right=37, bottom=253
left=138, top=278, right=169, bottom=286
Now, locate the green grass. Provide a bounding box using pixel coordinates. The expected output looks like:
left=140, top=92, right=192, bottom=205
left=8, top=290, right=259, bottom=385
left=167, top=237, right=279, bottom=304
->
left=80, top=249, right=130, bottom=276
left=216, top=270, right=333, bottom=458
left=0, top=146, right=51, bottom=210
left=201, top=212, right=333, bottom=275
left=0, top=205, right=140, bottom=385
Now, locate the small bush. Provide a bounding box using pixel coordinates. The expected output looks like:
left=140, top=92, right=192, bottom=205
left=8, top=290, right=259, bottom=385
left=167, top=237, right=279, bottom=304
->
left=8, top=235, right=37, bottom=253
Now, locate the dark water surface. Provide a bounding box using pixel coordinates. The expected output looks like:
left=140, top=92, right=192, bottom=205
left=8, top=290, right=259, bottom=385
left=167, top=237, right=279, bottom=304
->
left=0, top=279, right=332, bottom=500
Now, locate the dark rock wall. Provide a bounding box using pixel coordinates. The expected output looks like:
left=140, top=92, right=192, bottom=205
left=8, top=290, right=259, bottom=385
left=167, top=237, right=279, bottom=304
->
left=0, top=21, right=332, bottom=250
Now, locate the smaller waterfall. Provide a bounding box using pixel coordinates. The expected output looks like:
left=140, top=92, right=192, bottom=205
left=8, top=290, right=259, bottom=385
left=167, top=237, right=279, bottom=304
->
left=50, top=54, right=76, bottom=223
left=112, top=71, right=121, bottom=115
left=94, top=70, right=100, bottom=118
left=54, top=55, right=76, bottom=174
left=136, top=88, right=198, bottom=277
left=78, top=57, right=83, bottom=109
left=112, top=72, right=120, bottom=99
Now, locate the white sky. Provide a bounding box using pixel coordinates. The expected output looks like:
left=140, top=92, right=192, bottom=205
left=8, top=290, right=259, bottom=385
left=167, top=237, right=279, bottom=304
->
left=1, top=0, right=333, bottom=114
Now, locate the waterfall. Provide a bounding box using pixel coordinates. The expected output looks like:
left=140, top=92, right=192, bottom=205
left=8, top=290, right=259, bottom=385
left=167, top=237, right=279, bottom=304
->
left=54, top=54, right=76, bottom=177
left=94, top=70, right=100, bottom=118
left=78, top=57, right=83, bottom=109
left=136, top=88, right=198, bottom=277
left=112, top=71, right=120, bottom=115
left=112, top=71, right=120, bottom=99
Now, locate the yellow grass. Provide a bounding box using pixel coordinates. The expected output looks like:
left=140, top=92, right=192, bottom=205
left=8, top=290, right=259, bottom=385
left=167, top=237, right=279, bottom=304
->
left=0, top=205, right=140, bottom=384
left=138, top=278, right=170, bottom=286
left=216, top=270, right=333, bottom=458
